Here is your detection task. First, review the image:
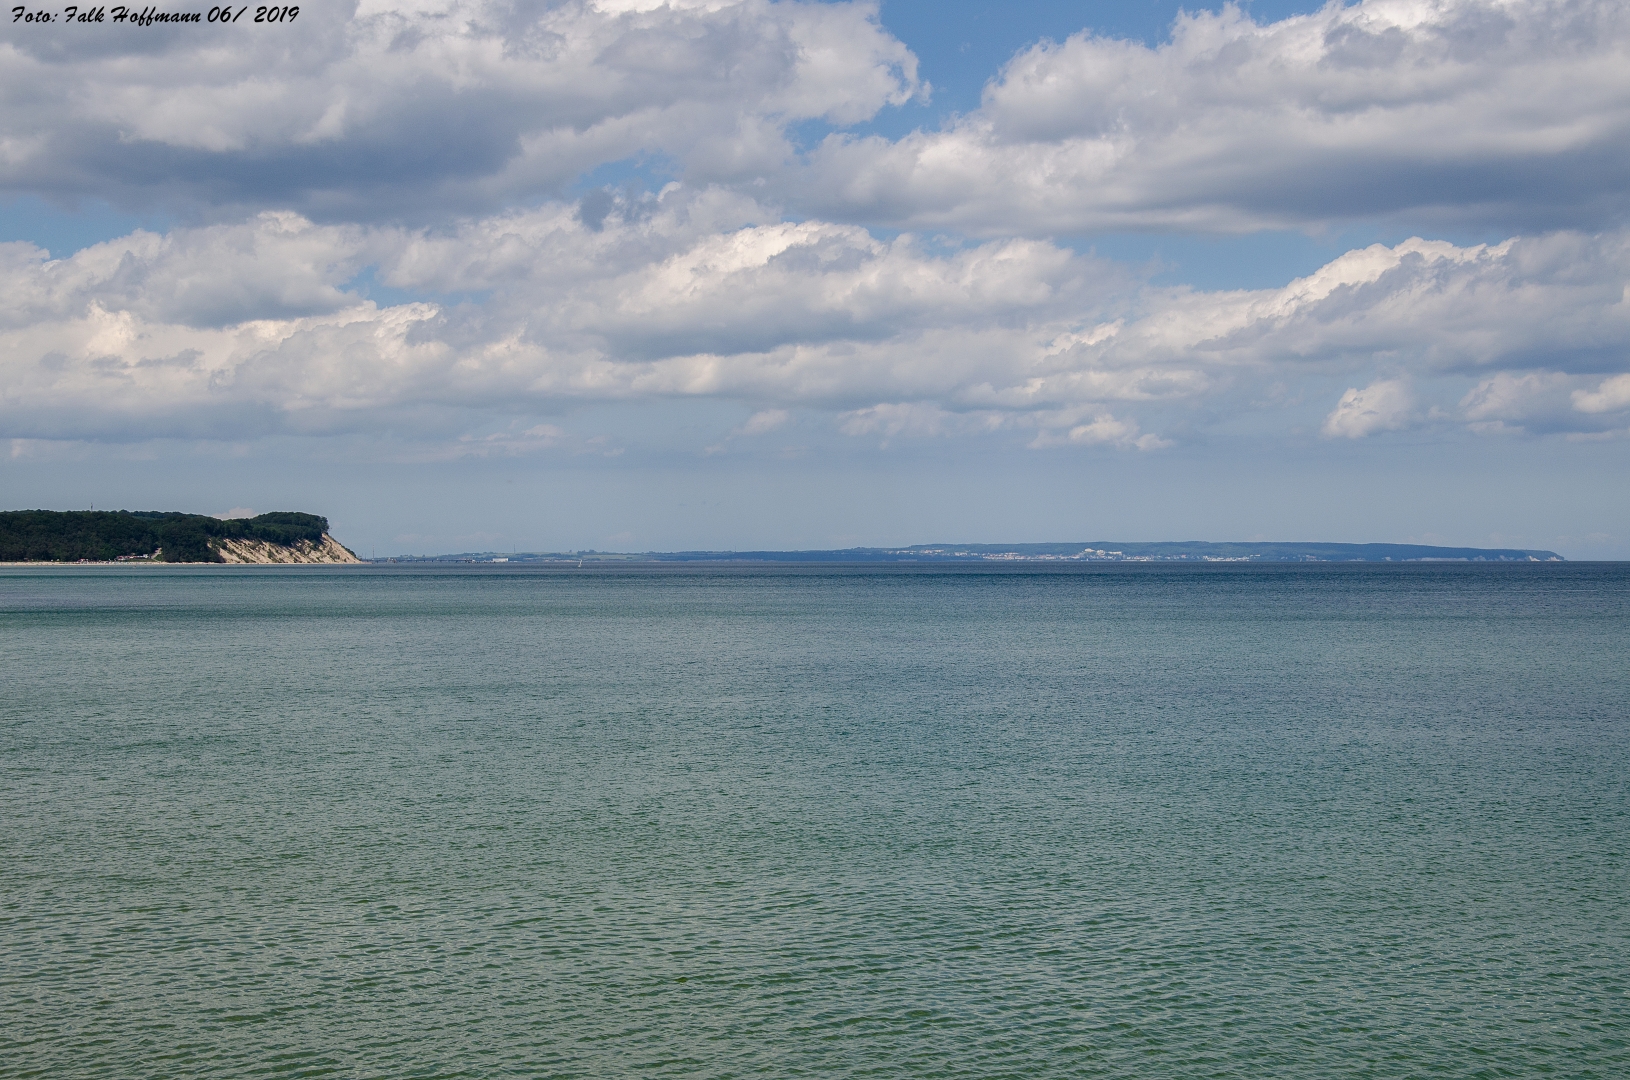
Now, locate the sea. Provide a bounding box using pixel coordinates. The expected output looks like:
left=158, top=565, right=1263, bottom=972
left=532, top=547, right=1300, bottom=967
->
left=2, top=562, right=1627, bottom=1078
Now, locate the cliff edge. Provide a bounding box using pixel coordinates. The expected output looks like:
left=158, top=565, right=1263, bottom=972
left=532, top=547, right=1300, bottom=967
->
left=214, top=533, right=361, bottom=564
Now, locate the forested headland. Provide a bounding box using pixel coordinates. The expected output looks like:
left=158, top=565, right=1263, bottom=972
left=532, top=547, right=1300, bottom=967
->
left=0, top=511, right=336, bottom=563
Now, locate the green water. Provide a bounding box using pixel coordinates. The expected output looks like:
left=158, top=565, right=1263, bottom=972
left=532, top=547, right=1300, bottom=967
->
left=3, top=564, right=1627, bottom=1078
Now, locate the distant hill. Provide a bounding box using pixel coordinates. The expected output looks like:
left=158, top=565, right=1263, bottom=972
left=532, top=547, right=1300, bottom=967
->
left=0, top=511, right=360, bottom=564
left=383, top=541, right=1564, bottom=563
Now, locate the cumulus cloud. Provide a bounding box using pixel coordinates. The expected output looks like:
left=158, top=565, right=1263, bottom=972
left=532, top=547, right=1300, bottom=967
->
left=1573, top=372, right=1630, bottom=413
left=4, top=0, right=1627, bottom=514
left=1459, top=369, right=1592, bottom=433
left=0, top=212, right=374, bottom=328
left=1, top=0, right=919, bottom=219
left=12, top=0, right=1627, bottom=240
left=4, top=195, right=1630, bottom=449
left=1323, top=379, right=1416, bottom=438
left=798, top=0, right=1630, bottom=234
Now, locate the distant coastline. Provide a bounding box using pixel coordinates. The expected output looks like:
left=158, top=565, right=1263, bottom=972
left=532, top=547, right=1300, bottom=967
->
left=2, top=518, right=1567, bottom=565
left=376, top=541, right=1564, bottom=564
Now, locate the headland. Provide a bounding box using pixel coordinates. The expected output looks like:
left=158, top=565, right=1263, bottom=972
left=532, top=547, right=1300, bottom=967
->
left=0, top=511, right=361, bottom=564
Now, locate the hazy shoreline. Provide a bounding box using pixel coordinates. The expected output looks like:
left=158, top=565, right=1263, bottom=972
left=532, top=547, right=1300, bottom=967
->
left=369, top=540, right=1566, bottom=564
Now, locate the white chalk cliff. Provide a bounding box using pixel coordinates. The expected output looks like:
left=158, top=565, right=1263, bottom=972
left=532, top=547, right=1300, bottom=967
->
left=213, top=533, right=362, bottom=564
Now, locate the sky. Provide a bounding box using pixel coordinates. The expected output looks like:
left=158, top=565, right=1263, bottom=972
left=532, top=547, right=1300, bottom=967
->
left=2, top=0, right=1628, bottom=558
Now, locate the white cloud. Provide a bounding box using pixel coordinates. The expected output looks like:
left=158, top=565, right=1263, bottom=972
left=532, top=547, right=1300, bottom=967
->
left=4, top=199, right=1630, bottom=449
left=0, top=212, right=372, bottom=328
left=838, top=401, right=953, bottom=440
left=1463, top=371, right=1573, bottom=419
left=1323, top=379, right=1415, bottom=438
left=1459, top=369, right=1590, bottom=433
left=797, top=0, right=1630, bottom=234
left=1, top=0, right=919, bottom=219
left=1027, top=412, right=1170, bottom=451
left=11, top=0, right=1625, bottom=241
left=1573, top=372, right=1630, bottom=413
left=836, top=402, right=1167, bottom=451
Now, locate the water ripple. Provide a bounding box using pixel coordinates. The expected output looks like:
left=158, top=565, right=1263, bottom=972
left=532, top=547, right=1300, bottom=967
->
left=2, top=564, right=1627, bottom=1077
